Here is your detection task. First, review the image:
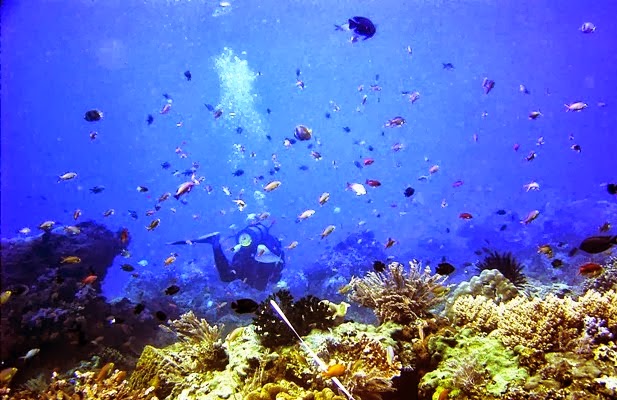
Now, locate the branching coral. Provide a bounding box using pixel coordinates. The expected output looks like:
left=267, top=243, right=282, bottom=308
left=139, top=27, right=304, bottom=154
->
left=348, top=261, right=447, bottom=325
left=476, top=251, right=527, bottom=288
left=450, top=289, right=617, bottom=352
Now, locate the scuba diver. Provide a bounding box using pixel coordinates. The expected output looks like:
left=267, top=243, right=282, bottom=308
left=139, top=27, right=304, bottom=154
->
left=168, top=223, right=285, bottom=291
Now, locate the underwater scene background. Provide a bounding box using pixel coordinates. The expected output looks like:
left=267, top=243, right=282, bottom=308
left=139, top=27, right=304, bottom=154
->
left=1, top=0, right=617, bottom=398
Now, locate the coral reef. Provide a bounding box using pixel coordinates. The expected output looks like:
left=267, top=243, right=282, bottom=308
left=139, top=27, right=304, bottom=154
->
left=450, top=290, right=617, bottom=352
left=475, top=250, right=527, bottom=288
left=348, top=261, right=447, bottom=325
left=419, top=328, right=528, bottom=398
left=253, top=290, right=339, bottom=348
left=0, top=223, right=163, bottom=385
left=445, top=269, right=519, bottom=318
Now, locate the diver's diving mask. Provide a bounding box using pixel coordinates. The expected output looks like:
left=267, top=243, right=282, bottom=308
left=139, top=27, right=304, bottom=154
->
left=232, top=224, right=268, bottom=252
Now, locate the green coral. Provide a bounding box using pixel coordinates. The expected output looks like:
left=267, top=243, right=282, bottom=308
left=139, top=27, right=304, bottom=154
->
left=420, top=328, right=528, bottom=398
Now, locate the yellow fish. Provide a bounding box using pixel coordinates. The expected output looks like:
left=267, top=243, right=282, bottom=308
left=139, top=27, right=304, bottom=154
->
left=320, top=225, right=336, bottom=239
left=1, top=290, right=11, bottom=306
left=264, top=180, right=282, bottom=192
left=146, top=219, right=161, bottom=231
left=61, top=256, right=82, bottom=264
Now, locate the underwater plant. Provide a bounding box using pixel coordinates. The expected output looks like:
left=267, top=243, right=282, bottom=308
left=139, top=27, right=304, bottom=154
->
left=475, top=250, right=527, bottom=288
left=348, top=261, right=447, bottom=325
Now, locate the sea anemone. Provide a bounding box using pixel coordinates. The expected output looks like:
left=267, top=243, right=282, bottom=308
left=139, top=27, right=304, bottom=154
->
left=475, top=251, right=527, bottom=288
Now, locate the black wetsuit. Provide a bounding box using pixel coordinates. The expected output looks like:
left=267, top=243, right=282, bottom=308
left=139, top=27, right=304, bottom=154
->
left=212, top=227, right=284, bottom=291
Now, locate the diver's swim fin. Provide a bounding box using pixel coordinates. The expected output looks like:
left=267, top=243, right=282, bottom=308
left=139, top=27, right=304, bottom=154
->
left=167, top=232, right=220, bottom=245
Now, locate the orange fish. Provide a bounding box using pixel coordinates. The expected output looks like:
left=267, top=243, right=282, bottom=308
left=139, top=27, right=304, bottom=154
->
left=384, top=238, right=398, bottom=249
left=322, top=363, right=346, bottom=378
left=578, top=262, right=603, bottom=277
left=82, top=275, right=98, bottom=285
left=120, top=228, right=130, bottom=244
left=73, top=209, right=82, bottom=221
left=366, top=179, right=381, bottom=187
left=459, top=212, right=473, bottom=220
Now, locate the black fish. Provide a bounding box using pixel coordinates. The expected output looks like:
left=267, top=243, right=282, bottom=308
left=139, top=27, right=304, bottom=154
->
left=128, top=210, right=138, bottom=220
left=155, top=311, right=167, bottom=321
left=232, top=169, right=245, bottom=177
left=499, top=224, right=508, bottom=231
left=579, top=235, right=617, bottom=254
left=121, top=264, right=135, bottom=272
left=205, top=104, right=215, bottom=112
left=231, top=298, right=259, bottom=314
left=442, top=63, right=455, bottom=70
left=236, top=127, right=243, bottom=134
left=89, top=186, right=105, bottom=194
left=551, top=259, right=564, bottom=268
left=343, top=126, right=351, bottom=133
left=184, top=70, right=192, bottom=81
left=165, top=285, right=180, bottom=295
left=84, top=109, right=103, bottom=122
left=436, top=262, right=455, bottom=275
left=298, top=165, right=309, bottom=171
left=354, top=160, right=363, bottom=169
left=266, top=108, right=272, bottom=114
left=373, top=260, right=386, bottom=272
left=146, top=114, right=154, bottom=125
left=348, top=16, right=376, bottom=40
left=161, top=161, right=171, bottom=169
left=133, top=303, right=145, bottom=315
left=607, top=183, right=617, bottom=195
left=368, top=145, right=374, bottom=151
left=325, top=112, right=331, bottom=119
left=404, top=187, right=415, bottom=197
left=496, top=209, right=507, bottom=215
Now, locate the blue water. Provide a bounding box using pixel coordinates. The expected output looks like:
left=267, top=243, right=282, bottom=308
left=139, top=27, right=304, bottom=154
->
left=2, top=0, right=616, bottom=306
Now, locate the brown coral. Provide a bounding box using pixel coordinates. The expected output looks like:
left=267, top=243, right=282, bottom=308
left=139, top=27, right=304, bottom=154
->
left=349, top=261, right=447, bottom=325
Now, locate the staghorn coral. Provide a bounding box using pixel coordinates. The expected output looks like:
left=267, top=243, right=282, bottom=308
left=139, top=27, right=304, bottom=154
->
left=476, top=250, right=527, bottom=288
left=450, top=289, right=617, bottom=352
left=348, top=261, right=447, bottom=325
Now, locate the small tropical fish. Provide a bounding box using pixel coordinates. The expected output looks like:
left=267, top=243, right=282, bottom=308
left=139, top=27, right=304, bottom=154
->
left=318, top=225, right=336, bottom=241
left=599, top=222, right=611, bottom=233
left=174, top=181, right=195, bottom=199
left=231, top=298, right=259, bottom=314
left=384, top=238, right=398, bottom=249
left=58, top=172, right=77, bottom=182
left=459, top=212, right=473, bottom=220
left=482, top=77, right=495, bottom=94
left=0, top=290, right=11, bottom=306
left=403, top=187, right=415, bottom=197
left=436, top=262, right=455, bottom=275
left=318, top=192, right=330, bottom=205
left=164, top=255, right=176, bottom=266
left=73, top=209, right=82, bottom=220
left=366, top=179, right=382, bottom=187
left=580, top=22, right=596, bottom=33
left=121, top=264, right=135, bottom=272
left=103, top=209, right=115, bottom=217
left=120, top=228, right=130, bottom=244
left=38, top=221, right=56, bottom=231
left=0, top=367, right=18, bottom=384
left=528, top=110, right=542, bottom=120
left=384, top=116, right=405, bottom=127
left=347, top=182, right=367, bottom=196
left=254, top=245, right=282, bottom=264
left=84, top=109, right=103, bottom=121
left=537, top=244, right=554, bottom=259
left=565, top=102, right=588, bottom=112
left=82, top=275, right=98, bottom=285
left=164, top=285, right=180, bottom=295
left=146, top=219, right=161, bottom=231
left=285, top=241, right=298, bottom=250
left=322, top=363, right=346, bottom=378
left=297, top=209, right=316, bottom=221
left=521, top=210, right=540, bottom=225
left=578, top=262, right=603, bottom=277
left=264, top=180, right=282, bottom=192
left=60, top=256, right=82, bottom=264
left=136, top=186, right=149, bottom=193
left=20, top=348, right=40, bottom=361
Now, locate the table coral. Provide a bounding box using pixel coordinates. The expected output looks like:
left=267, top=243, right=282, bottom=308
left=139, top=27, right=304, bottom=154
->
left=348, top=261, right=447, bottom=325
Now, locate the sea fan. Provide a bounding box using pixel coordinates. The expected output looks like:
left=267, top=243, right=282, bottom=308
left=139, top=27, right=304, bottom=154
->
left=475, top=251, right=527, bottom=288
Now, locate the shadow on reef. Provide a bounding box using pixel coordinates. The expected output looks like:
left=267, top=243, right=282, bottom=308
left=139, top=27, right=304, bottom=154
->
left=0, top=221, right=170, bottom=387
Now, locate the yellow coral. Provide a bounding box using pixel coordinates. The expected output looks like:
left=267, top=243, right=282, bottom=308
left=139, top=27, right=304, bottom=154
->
left=450, top=289, right=617, bottom=352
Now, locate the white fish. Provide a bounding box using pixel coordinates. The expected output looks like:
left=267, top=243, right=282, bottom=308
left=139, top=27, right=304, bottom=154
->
left=254, top=244, right=282, bottom=264
left=20, top=348, right=40, bottom=361
left=347, top=182, right=367, bottom=196
left=137, top=260, right=148, bottom=267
